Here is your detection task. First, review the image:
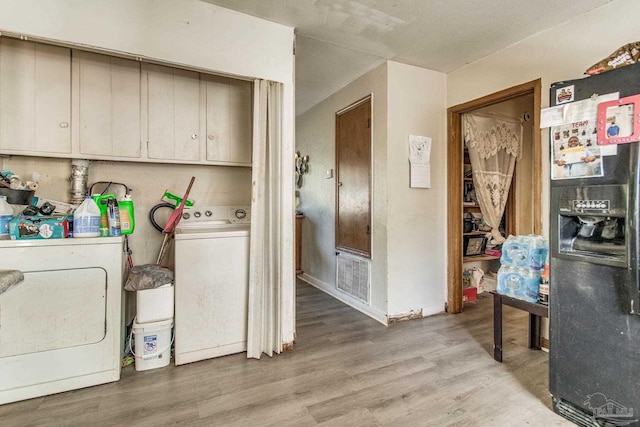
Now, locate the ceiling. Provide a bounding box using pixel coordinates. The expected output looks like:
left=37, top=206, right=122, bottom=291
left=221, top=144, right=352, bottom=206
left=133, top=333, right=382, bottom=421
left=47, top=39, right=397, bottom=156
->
left=202, top=0, right=613, bottom=115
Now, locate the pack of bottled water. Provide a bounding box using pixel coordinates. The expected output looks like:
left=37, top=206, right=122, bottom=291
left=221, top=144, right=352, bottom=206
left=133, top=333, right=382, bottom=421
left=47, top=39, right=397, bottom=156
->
left=497, top=235, right=548, bottom=303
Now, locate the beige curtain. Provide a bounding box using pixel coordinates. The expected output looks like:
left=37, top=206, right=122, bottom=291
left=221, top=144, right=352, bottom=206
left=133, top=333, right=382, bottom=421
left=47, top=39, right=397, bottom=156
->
left=247, top=79, right=283, bottom=359
left=463, top=113, right=522, bottom=244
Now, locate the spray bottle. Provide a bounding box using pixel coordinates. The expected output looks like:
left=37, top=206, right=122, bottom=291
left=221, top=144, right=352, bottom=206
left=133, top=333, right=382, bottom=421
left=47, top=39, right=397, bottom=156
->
left=93, top=194, right=115, bottom=237
left=0, top=195, right=13, bottom=239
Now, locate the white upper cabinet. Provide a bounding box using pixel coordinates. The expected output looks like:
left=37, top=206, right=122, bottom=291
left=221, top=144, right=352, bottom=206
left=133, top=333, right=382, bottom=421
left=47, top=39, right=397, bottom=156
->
left=75, top=50, right=142, bottom=158
left=0, top=38, right=253, bottom=166
left=204, top=75, right=252, bottom=165
left=0, top=38, right=71, bottom=154
left=146, top=63, right=201, bottom=162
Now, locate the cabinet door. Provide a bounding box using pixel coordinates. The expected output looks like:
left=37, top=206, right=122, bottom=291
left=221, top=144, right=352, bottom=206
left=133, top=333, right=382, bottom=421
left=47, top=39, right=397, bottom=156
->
left=76, top=50, right=141, bottom=158
left=147, top=64, right=200, bottom=161
left=0, top=38, right=71, bottom=154
left=204, top=75, right=252, bottom=164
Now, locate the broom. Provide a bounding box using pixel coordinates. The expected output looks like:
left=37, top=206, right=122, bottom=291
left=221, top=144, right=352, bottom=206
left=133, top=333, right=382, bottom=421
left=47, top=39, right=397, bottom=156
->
left=156, top=176, right=195, bottom=266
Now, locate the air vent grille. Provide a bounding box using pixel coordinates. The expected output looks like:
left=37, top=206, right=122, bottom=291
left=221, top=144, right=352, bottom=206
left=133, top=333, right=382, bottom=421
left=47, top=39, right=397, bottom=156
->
left=336, top=252, right=370, bottom=304
left=554, top=397, right=599, bottom=427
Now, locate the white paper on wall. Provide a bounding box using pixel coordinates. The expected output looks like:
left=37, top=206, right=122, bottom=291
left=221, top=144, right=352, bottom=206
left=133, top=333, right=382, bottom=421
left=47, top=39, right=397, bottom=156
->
left=409, top=135, right=432, bottom=188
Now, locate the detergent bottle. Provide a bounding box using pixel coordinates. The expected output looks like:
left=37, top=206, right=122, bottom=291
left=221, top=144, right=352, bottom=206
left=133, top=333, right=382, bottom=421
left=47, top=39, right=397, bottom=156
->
left=73, top=196, right=101, bottom=238
left=118, top=194, right=135, bottom=235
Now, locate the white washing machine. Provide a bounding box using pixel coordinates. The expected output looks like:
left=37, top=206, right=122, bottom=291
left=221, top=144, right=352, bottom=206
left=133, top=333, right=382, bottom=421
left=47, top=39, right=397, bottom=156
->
left=0, top=236, right=123, bottom=405
left=174, top=206, right=250, bottom=366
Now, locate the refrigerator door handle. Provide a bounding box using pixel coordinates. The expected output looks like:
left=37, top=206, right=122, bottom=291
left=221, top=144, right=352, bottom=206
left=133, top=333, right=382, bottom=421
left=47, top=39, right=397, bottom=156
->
left=631, top=142, right=640, bottom=314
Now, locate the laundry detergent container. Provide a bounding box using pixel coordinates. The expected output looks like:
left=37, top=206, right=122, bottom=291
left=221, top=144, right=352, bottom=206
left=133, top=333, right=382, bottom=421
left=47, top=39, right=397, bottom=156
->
left=132, top=318, right=173, bottom=371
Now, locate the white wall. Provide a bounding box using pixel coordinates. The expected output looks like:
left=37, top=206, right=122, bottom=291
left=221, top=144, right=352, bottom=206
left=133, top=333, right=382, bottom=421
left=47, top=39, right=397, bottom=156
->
left=0, top=0, right=296, bottom=344
left=386, top=62, right=447, bottom=317
left=297, top=62, right=388, bottom=323
left=297, top=61, right=448, bottom=322
left=0, top=0, right=292, bottom=83
left=448, top=0, right=639, bottom=338
left=448, top=0, right=640, bottom=238
left=1, top=157, right=252, bottom=265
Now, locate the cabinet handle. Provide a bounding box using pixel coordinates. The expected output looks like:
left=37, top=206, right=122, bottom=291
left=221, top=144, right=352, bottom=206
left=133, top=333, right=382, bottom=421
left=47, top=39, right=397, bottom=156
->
left=338, top=182, right=343, bottom=187
left=208, top=135, right=215, bottom=140
left=191, top=134, right=198, bottom=140
left=59, top=122, right=69, bottom=128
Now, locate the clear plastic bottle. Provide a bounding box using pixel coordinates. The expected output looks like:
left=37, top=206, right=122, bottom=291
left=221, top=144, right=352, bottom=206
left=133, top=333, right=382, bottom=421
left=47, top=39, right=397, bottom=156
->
left=0, top=195, right=13, bottom=239
left=107, top=198, right=122, bottom=236
left=73, top=196, right=101, bottom=238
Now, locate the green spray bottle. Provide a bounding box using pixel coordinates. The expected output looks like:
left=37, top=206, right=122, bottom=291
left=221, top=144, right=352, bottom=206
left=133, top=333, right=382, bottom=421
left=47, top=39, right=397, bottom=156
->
left=92, top=194, right=116, bottom=237
left=118, top=194, right=135, bottom=235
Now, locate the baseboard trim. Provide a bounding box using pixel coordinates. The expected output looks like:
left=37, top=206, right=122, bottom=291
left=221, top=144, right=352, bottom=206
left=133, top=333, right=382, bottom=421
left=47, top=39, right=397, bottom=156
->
left=388, top=310, right=423, bottom=324
left=282, top=341, right=294, bottom=352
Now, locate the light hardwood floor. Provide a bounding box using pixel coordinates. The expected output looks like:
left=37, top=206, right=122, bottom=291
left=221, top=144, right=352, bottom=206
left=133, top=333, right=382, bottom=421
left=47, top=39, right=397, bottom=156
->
left=0, top=281, right=572, bottom=426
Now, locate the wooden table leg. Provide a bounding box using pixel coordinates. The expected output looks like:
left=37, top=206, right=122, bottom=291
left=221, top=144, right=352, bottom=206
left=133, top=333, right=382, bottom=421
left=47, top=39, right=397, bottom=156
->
left=493, top=292, right=503, bottom=362
left=528, top=313, right=542, bottom=350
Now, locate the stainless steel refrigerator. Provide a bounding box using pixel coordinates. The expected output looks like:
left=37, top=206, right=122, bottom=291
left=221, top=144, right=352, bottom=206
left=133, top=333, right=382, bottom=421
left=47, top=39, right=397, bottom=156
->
left=549, top=62, right=640, bottom=426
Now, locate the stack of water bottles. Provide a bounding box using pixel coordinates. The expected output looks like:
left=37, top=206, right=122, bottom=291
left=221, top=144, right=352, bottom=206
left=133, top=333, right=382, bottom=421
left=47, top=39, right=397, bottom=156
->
left=497, top=235, right=549, bottom=303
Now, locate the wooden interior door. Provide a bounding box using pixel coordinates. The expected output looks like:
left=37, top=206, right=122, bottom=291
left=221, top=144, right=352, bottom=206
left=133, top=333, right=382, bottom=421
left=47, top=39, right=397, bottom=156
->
left=335, top=96, right=372, bottom=258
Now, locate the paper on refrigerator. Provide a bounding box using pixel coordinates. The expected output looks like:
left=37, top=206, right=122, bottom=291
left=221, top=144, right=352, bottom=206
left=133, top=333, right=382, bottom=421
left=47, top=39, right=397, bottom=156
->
left=409, top=135, right=431, bottom=188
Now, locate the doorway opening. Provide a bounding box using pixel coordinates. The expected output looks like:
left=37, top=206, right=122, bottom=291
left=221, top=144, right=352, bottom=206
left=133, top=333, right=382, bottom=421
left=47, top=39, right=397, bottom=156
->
left=447, top=80, right=542, bottom=314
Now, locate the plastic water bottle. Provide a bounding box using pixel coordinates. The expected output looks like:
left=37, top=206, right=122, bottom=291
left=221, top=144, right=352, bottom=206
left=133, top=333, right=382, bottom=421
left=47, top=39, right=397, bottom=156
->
left=0, top=195, right=13, bottom=239
left=73, top=196, right=101, bottom=238
left=118, top=194, right=135, bottom=235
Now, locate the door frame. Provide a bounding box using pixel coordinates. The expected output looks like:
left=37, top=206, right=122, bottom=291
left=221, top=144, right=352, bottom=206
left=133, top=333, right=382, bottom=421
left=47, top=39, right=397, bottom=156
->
left=446, top=79, right=542, bottom=314
left=335, top=94, right=372, bottom=258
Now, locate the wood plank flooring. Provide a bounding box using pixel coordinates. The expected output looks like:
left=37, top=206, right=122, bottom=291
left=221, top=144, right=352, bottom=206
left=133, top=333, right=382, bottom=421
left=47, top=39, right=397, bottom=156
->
left=0, top=281, right=572, bottom=426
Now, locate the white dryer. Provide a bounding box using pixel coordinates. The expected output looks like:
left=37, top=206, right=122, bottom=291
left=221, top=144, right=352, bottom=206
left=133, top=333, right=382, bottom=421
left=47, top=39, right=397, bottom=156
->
left=174, top=206, right=250, bottom=365
left=0, top=236, right=123, bottom=404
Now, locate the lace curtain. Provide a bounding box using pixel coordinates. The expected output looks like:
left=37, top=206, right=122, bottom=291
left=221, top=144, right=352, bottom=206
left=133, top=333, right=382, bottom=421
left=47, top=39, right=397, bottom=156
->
left=463, top=113, right=522, bottom=244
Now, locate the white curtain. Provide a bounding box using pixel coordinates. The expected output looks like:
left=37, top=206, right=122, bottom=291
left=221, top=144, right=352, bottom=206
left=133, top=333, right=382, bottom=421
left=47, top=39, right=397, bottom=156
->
left=247, top=79, right=283, bottom=359
left=463, top=113, right=522, bottom=244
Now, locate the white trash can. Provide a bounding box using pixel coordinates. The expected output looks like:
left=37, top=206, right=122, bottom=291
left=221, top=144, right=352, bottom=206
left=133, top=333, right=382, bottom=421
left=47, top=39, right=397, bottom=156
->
left=132, top=318, right=173, bottom=371
left=136, top=284, right=174, bottom=323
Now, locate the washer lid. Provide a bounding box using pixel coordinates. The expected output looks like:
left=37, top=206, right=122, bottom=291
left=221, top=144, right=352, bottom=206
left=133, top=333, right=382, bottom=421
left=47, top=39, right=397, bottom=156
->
left=174, top=224, right=250, bottom=239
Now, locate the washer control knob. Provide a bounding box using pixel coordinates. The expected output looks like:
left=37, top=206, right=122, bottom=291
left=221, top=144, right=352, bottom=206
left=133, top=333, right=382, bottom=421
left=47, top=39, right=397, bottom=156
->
left=194, top=211, right=201, bottom=218
left=235, top=209, right=247, bottom=219
left=182, top=212, right=190, bottom=220
left=205, top=210, right=213, bottom=217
